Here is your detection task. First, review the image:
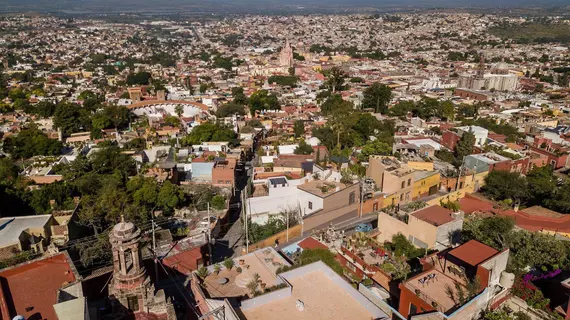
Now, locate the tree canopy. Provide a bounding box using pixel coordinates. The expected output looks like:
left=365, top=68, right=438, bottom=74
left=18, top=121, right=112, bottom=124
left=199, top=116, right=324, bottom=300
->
left=324, top=67, right=347, bottom=93
left=181, top=122, right=237, bottom=146
left=294, top=140, right=313, bottom=155
left=216, top=102, right=246, bottom=118
left=248, top=90, right=280, bottom=114
left=3, top=126, right=63, bottom=158
left=361, top=83, right=392, bottom=113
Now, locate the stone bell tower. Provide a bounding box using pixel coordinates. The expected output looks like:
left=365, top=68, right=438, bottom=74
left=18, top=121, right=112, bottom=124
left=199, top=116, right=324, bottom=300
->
left=108, top=217, right=175, bottom=318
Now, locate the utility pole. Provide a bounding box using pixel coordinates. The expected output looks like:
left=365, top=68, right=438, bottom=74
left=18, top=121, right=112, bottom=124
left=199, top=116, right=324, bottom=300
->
left=207, top=202, right=212, bottom=264
left=359, top=179, right=365, bottom=218
left=286, top=209, right=289, bottom=242
left=246, top=197, right=250, bottom=253
left=151, top=216, right=158, bottom=282
left=455, top=156, right=466, bottom=191
left=241, top=190, right=249, bottom=254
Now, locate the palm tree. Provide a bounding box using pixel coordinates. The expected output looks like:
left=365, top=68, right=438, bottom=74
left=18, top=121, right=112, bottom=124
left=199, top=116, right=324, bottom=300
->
left=175, top=105, right=183, bottom=118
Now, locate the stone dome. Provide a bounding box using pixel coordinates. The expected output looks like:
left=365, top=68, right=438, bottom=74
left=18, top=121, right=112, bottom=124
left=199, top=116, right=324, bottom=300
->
left=111, top=216, right=140, bottom=242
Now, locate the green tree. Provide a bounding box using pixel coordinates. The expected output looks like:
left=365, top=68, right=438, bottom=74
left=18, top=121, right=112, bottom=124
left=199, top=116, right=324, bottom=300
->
left=3, top=127, right=63, bottom=159
left=175, top=105, right=184, bottom=118
left=325, top=67, right=347, bottom=93
left=320, top=94, right=353, bottom=116
left=294, top=140, right=313, bottom=155
left=454, top=130, right=476, bottom=167
left=33, top=101, right=57, bottom=118
left=440, top=100, right=455, bottom=121
left=8, top=88, right=26, bottom=101
left=389, top=100, right=414, bottom=117
left=293, top=120, right=304, bottom=138
left=544, top=180, right=570, bottom=213
left=53, top=102, right=91, bottom=136
left=482, top=171, right=528, bottom=204
left=126, top=71, right=151, bottom=85
left=268, top=75, right=298, bottom=87
left=181, top=123, right=237, bottom=146
left=386, top=234, right=425, bottom=260
left=461, top=215, right=515, bottom=250
left=0, top=158, right=19, bottom=186
left=216, top=102, right=246, bottom=118
left=361, top=83, right=392, bottom=113
left=248, top=90, right=280, bottom=114
left=358, top=140, right=392, bottom=161
left=211, top=195, right=226, bottom=210
left=157, top=181, right=185, bottom=214
left=231, top=87, right=247, bottom=105
left=526, top=166, right=556, bottom=205
left=199, top=83, right=208, bottom=94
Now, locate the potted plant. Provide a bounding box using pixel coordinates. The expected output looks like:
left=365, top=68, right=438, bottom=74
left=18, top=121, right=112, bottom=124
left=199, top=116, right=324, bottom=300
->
left=253, top=273, right=261, bottom=283
left=415, top=289, right=421, bottom=296
left=196, top=266, right=209, bottom=279
left=214, top=264, right=221, bottom=275
left=223, top=258, right=235, bottom=271
left=260, top=282, right=267, bottom=290
left=432, top=301, right=438, bottom=308
left=236, top=267, right=242, bottom=273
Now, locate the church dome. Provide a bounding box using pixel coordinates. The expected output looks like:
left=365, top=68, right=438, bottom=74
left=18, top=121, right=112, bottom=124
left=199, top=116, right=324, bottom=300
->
left=111, top=216, right=140, bottom=242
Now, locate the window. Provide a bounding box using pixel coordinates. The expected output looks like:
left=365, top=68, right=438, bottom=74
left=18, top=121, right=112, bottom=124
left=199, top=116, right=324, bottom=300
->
left=373, top=203, right=378, bottom=211
left=308, top=201, right=313, bottom=210
left=400, top=194, right=404, bottom=201
left=407, top=178, right=411, bottom=186
left=401, top=181, right=405, bottom=189
left=127, top=295, right=139, bottom=312
left=349, top=191, right=356, bottom=205
left=409, top=303, right=417, bottom=315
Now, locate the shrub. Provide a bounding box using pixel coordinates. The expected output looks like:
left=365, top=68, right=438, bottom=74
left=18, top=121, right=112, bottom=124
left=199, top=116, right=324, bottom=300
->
left=196, top=266, right=209, bottom=279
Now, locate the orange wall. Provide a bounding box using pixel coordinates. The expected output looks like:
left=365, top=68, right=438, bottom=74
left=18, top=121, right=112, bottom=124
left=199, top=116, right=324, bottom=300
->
left=398, top=284, right=435, bottom=318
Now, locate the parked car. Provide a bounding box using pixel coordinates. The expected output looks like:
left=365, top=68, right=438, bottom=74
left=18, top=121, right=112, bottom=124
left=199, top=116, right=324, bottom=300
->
left=355, top=223, right=373, bottom=233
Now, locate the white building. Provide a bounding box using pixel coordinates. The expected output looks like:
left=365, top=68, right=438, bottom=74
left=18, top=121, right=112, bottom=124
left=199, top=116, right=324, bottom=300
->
left=456, top=125, right=489, bottom=146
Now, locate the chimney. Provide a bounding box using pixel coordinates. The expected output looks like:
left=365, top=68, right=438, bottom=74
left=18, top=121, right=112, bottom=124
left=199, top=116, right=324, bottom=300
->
left=49, top=199, right=56, bottom=209
left=514, top=203, right=519, bottom=212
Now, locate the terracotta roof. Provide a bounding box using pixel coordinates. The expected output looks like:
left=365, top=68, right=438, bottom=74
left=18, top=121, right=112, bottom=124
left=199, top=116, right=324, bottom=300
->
left=162, top=246, right=203, bottom=275
left=0, top=253, right=77, bottom=320
left=297, top=237, right=327, bottom=250
left=411, top=205, right=454, bottom=226
left=460, top=194, right=570, bottom=233
left=521, top=206, right=564, bottom=219
left=448, top=240, right=498, bottom=266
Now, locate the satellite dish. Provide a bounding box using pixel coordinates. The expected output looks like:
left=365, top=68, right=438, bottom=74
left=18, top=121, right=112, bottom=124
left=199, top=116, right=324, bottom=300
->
left=13, top=316, right=25, bottom=320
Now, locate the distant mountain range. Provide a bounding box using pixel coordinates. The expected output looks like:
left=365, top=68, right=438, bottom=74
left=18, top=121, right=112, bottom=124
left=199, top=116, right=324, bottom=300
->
left=1, top=0, right=569, bottom=14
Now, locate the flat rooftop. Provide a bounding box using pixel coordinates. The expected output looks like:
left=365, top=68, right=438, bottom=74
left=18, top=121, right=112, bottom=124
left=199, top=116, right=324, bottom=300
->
left=411, top=205, right=455, bottom=227
left=240, top=262, right=387, bottom=320
left=297, top=180, right=350, bottom=198
left=201, top=248, right=290, bottom=299
left=469, top=152, right=510, bottom=164
left=406, top=138, right=442, bottom=150
left=404, top=267, right=465, bottom=313
left=0, top=215, right=52, bottom=247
